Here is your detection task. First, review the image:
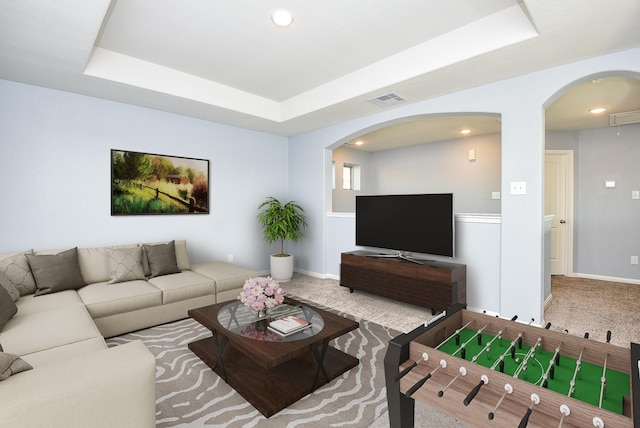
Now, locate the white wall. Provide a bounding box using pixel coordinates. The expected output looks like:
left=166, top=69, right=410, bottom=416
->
left=288, top=47, right=640, bottom=324
left=0, top=80, right=289, bottom=271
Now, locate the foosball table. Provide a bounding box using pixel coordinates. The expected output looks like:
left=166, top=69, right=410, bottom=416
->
left=385, top=303, right=640, bottom=427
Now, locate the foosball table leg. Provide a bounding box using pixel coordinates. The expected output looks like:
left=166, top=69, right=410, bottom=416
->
left=385, top=333, right=416, bottom=428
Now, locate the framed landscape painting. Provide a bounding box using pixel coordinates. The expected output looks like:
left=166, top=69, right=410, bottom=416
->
left=111, top=149, right=209, bottom=215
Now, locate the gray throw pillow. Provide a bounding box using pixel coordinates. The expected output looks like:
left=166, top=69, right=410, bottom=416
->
left=143, top=240, right=180, bottom=278
left=0, top=250, right=36, bottom=298
left=107, top=246, right=145, bottom=284
left=0, top=285, right=18, bottom=330
left=26, top=248, right=86, bottom=296
left=0, top=352, right=33, bottom=381
left=0, top=276, right=20, bottom=302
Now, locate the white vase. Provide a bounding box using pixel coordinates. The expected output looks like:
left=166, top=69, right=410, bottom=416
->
left=270, top=254, right=293, bottom=282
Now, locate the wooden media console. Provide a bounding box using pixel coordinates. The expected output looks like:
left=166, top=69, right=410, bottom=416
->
left=340, top=251, right=466, bottom=314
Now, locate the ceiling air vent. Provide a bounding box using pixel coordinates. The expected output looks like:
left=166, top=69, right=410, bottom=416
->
left=609, top=110, right=640, bottom=127
left=368, top=92, right=407, bottom=107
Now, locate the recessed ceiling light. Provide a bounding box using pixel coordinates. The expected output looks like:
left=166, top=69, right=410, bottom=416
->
left=354, top=141, right=364, bottom=146
left=590, top=107, right=606, bottom=114
left=272, top=10, right=294, bottom=27
left=460, top=129, right=471, bottom=134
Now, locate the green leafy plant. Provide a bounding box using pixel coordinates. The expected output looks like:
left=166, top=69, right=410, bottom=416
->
left=257, top=197, right=308, bottom=257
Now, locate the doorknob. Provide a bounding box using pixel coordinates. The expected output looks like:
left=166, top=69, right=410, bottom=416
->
left=560, top=219, right=566, bottom=224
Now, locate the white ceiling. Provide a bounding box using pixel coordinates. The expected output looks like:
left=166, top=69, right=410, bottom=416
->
left=1, top=0, right=640, bottom=138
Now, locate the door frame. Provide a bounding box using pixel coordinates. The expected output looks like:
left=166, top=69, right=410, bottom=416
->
left=545, top=149, right=574, bottom=276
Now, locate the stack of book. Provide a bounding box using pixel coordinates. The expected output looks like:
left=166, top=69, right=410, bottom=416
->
left=268, top=315, right=312, bottom=337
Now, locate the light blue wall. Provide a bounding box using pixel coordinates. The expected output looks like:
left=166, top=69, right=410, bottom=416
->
left=331, top=146, right=374, bottom=212
left=0, top=80, right=289, bottom=271
left=333, top=133, right=501, bottom=213
left=546, top=126, right=640, bottom=281
left=369, top=133, right=501, bottom=213
left=288, top=47, right=640, bottom=323
left=576, top=125, right=640, bottom=279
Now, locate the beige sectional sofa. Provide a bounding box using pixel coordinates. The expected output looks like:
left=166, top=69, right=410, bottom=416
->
left=0, top=239, right=258, bottom=428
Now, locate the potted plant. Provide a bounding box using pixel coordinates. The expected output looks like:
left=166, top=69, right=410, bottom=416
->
left=257, top=196, right=307, bottom=282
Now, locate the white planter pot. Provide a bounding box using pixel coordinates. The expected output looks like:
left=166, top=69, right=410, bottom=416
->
left=270, top=254, right=293, bottom=282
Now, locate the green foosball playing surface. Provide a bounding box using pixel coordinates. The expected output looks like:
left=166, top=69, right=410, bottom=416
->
left=437, top=328, right=631, bottom=416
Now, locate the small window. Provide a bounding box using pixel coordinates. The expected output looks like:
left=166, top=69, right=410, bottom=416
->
left=343, top=163, right=361, bottom=190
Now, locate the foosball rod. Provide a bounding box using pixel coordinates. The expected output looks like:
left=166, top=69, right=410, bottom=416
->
left=437, top=366, right=467, bottom=397
left=488, top=383, right=513, bottom=420
left=567, top=344, right=586, bottom=397
left=396, top=318, right=473, bottom=381
left=598, top=352, right=608, bottom=408
left=490, top=333, right=523, bottom=371
left=395, top=352, right=428, bottom=381
left=557, top=404, right=570, bottom=428
left=451, top=324, right=488, bottom=359
left=512, top=337, right=542, bottom=379
left=539, top=342, right=563, bottom=387
left=518, top=393, right=540, bottom=428
left=463, top=374, right=489, bottom=406
left=436, top=320, right=475, bottom=349
left=470, top=329, right=503, bottom=363
left=405, top=359, right=447, bottom=398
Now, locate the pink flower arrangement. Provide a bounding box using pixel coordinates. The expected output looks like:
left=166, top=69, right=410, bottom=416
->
left=238, top=276, right=284, bottom=315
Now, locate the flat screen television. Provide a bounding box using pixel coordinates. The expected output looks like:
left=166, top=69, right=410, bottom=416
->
left=355, top=193, right=455, bottom=258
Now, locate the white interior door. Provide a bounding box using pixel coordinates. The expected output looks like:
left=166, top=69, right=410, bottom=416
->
left=545, top=151, right=573, bottom=275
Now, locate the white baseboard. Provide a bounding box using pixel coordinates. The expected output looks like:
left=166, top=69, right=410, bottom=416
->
left=568, top=272, right=640, bottom=285
left=544, top=293, right=553, bottom=309
left=293, top=268, right=335, bottom=280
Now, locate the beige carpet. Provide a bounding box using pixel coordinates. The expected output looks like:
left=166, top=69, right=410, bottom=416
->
left=281, top=273, right=640, bottom=427
left=543, top=275, right=640, bottom=348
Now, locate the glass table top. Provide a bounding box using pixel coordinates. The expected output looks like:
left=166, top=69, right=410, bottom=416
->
left=216, top=300, right=324, bottom=342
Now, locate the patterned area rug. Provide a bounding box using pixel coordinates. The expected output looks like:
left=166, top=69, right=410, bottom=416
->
left=106, top=299, right=399, bottom=427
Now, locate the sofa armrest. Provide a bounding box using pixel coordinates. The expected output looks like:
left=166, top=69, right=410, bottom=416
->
left=0, top=341, right=156, bottom=428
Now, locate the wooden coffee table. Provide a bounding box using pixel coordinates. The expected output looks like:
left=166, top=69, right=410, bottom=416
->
left=188, top=297, right=359, bottom=417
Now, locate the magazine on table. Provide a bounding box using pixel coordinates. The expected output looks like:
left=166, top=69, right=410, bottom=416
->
left=268, top=315, right=312, bottom=336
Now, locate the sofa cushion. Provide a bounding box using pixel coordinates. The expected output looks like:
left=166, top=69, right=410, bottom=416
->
left=0, top=286, right=18, bottom=330
left=0, top=352, right=32, bottom=381
left=148, top=271, right=215, bottom=304
left=191, top=261, right=259, bottom=293
left=14, top=290, right=84, bottom=317
left=143, top=241, right=180, bottom=278
left=20, top=336, right=106, bottom=368
left=0, top=250, right=36, bottom=297
left=0, top=306, right=101, bottom=357
left=106, top=247, right=145, bottom=284
left=77, top=280, right=162, bottom=319
left=26, top=248, right=86, bottom=296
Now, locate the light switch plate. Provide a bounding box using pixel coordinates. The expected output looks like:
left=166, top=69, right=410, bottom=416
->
left=604, top=180, right=616, bottom=188
left=632, top=190, right=639, bottom=200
